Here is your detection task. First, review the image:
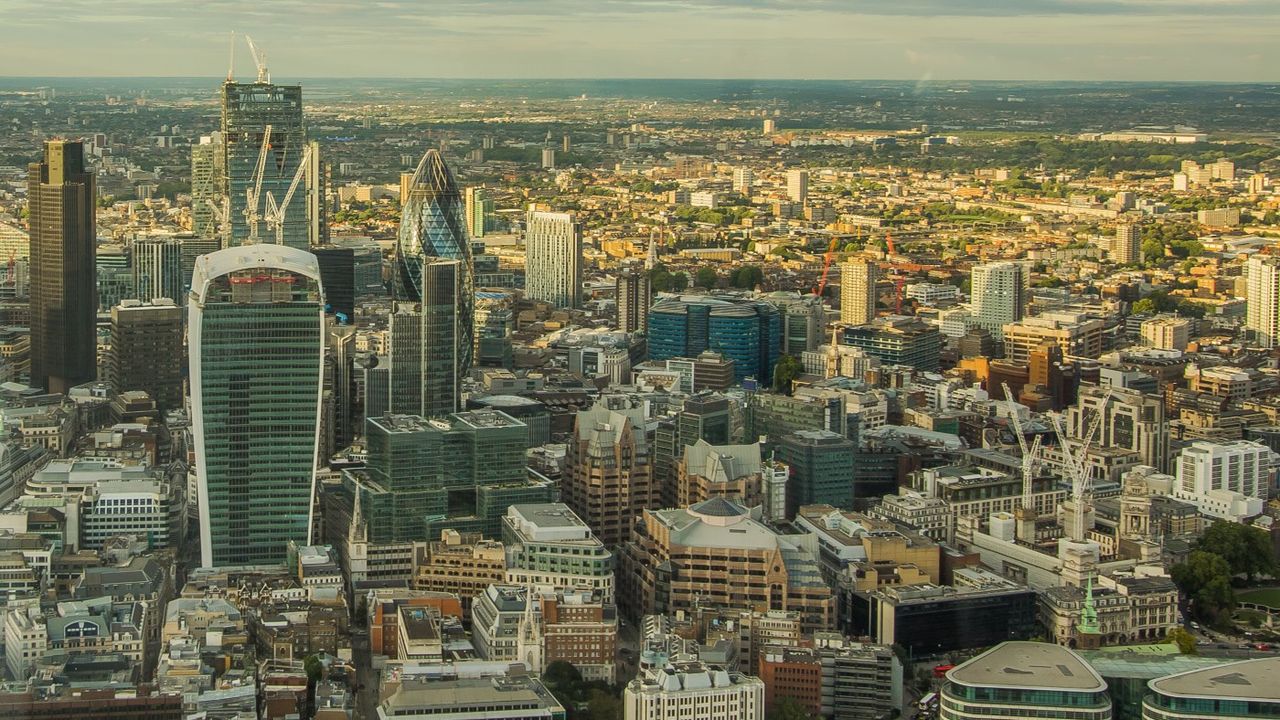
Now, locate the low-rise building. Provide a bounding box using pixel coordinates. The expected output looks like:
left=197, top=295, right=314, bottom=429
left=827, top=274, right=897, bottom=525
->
left=941, top=642, right=1110, bottom=720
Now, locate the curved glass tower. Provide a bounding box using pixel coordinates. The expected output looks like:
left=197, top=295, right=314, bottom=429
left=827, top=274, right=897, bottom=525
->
left=396, top=149, right=473, bottom=372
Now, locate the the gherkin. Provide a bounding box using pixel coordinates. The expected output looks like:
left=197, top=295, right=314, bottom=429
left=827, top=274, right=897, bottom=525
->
left=396, top=149, right=473, bottom=372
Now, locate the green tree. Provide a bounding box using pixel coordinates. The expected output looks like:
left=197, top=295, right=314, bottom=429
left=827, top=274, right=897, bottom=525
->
left=1171, top=550, right=1235, bottom=622
left=303, top=654, right=324, bottom=684
left=1131, top=298, right=1157, bottom=315
left=1197, top=521, right=1278, bottom=582
left=773, top=354, right=803, bottom=394
left=542, top=660, right=583, bottom=692
left=695, top=267, right=719, bottom=289
left=731, top=265, right=764, bottom=289
left=649, top=267, right=672, bottom=293
left=767, top=696, right=818, bottom=720
left=1141, top=238, right=1165, bottom=264
left=587, top=689, right=622, bottom=720
left=1165, top=627, right=1198, bottom=655
left=670, top=272, right=689, bottom=292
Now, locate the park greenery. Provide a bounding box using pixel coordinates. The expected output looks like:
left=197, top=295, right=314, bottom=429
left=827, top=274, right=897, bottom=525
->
left=1171, top=522, right=1278, bottom=625
left=542, top=661, right=623, bottom=720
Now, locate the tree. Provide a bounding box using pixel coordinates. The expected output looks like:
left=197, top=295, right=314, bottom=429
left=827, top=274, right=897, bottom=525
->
left=649, top=267, right=673, bottom=293
left=670, top=272, right=689, bottom=292
left=586, top=689, right=622, bottom=720
left=543, top=660, right=584, bottom=692
left=1197, top=521, right=1278, bottom=582
left=731, top=265, right=764, bottom=289
left=1171, top=550, right=1235, bottom=622
left=767, top=696, right=818, bottom=720
left=1132, top=298, right=1157, bottom=315
left=1165, top=627, right=1198, bottom=655
left=303, top=654, right=324, bottom=684
left=773, top=354, right=803, bottom=394
left=695, top=267, right=719, bottom=289
left=1141, top=237, right=1165, bottom=264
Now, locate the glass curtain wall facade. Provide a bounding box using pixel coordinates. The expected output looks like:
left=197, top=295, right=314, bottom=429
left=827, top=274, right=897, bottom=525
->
left=221, top=81, right=307, bottom=250
left=190, top=246, right=324, bottom=566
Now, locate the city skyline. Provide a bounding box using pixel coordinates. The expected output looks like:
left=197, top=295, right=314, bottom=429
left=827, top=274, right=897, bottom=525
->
left=0, top=0, right=1277, bottom=81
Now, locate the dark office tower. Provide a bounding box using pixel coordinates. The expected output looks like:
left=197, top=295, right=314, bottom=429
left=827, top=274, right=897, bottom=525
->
left=190, top=245, right=324, bottom=567
left=306, top=140, right=329, bottom=247
left=29, top=140, right=97, bottom=394
left=221, top=78, right=307, bottom=249
left=396, top=149, right=472, bottom=372
left=616, top=271, right=650, bottom=334
left=133, top=237, right=184, bottom=304
left=328, top=324, right=358, bottom=451
left=311, top=247, right=355, bottom=319
left=389, top=259, right=461, bottom=419
left=109, top=299, right=184, bottom=412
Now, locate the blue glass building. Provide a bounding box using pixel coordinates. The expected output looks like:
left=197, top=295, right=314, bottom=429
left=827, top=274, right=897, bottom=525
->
left=647, top=295, right=781, bottom=384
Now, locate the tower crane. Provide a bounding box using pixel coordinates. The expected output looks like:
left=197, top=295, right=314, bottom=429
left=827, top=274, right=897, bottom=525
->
left=242, top=124, right=273, bottom=245
left=244, top=35, right=270, bottom=83
left=1049, top=390, right=1112, bottom=542
left=263, top=145, right=312, bottom=246
left=205, top=196, right=231, bottom=245
left=1000, top=383, right=1043, bottom=518
left=813, top=237, right=839, bottom=296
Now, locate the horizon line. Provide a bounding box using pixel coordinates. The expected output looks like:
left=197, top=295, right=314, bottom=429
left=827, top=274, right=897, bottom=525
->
left=0, top=75, right=1275, bottom=85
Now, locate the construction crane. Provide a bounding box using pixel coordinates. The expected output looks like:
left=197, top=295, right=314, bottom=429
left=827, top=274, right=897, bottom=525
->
left=263, top=145, right=312, bottom=246
left=242, top=124, right=273, bottom=245
left=813, top=237, right=839, bottom=296
left=205, top=197, right=231, bottom=244
left=1049, top=390, right=1112, bottom=542
left=1000, top=382, right=1043, bottom=519
left=244, top=35, right=269, bottom=83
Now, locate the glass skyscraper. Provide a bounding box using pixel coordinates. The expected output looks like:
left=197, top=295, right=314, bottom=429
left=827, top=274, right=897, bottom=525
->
left=221, top=80, right=307, bottom=250
left=647, top=295, right=782, bottom=384
left=389, top=258, right=461, bottom=418
left=396, top=149, right=473, bottom=371
left=190, top=245, right=324, bottom=566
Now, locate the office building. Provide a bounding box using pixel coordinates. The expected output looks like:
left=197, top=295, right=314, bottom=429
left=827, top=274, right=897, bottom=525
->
left=396, top=149, right=473, bottom=372
left=616, top=271, right=651, bottom=334
left=787, top=169, right=808, bottom=204
left=109, top=299, right=184, bottom=412
left=841, top=317, right=943, bottom=371
left=1140, top=316, right=1191, bottom=351
left=377, top=676, right=566, bottom=720
left=674, top=439, right=771, bottom=510
left=221, top=76, right=307, bottom=249
left=502, top=503, right=615, bottom=602
left=346, top=410, right=531, bottom=544
left=305, top=139, right=328, bottom=246
left=28, top=140, right=96, bottom=393
left=565, top=398, right=657, bottom=547
left=132, top=237, right=184, bottom=304
left=733, top=167, right=754, bottom=195
left=970, top=261, right=1028, bottom=340
left=648, top=295, right=782, bottom=383
left=1002, top=312, right=1106, bottom=362
left=191, top=132, right=224, bottom=241
left=780, top=430, right=856, bottom=513
left=96, top=243, right=133, bottom=312
left=1071, top=385, right=1169, bottom=472
left=622, top=498, right=835, bottom=632
left=1246, top=255, right=1280, bottom=348
left=464, top=186, right=493, bottom=238
left=940, top=642, right=1110, bottom=720
left=1143, top=657, right=1280, bottom=720
left=524, top=210, right=582, bottom=308
left=842, top=579, right=1039, bottom=655
left=1113, top=223, right=1141, bottom=264
left=1173, top=439, right=1272, bottom=521
left=625, top=655, right=765, bottom=720
left=388, top=259, right=462, bottom=418
left=840, top=259, right=879, bottom=325
left=760, top=638, right=900, bottom=720
left=189, top=245, right=324, bottom=567
left=765, top=292, right=825, bottom=355
left=310, top=246, right=355, bottom=319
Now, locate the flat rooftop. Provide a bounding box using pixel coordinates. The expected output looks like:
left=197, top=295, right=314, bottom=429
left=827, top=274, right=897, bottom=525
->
left=1150, top=657, right=1280, bottom=702
left=948, top=641, right=1106, bottom=693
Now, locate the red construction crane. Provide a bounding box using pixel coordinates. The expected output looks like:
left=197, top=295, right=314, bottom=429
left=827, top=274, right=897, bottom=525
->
left=813, top=237, right=839, bottom=296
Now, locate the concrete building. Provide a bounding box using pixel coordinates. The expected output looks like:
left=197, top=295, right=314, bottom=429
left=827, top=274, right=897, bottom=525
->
left=1246, top=255, right=1280, bottom=348
left=840, top=317, right=943, bottom=372
left=1140, top=316, right=1191, bottom=351
left=616, top=271, right=651, bottom=334
left=622, top=498, right=835, bottom=632
left=109, top=299, right=184, bottom=412
left=940, top=642, right=1110, bottom=720
left=410, top=531, right=506, bottom=612
left=625, top=655, right=765, bottom=720
left=1003, top=313, right=1106, bottom=362
left=1173, top=440, right=1272, bottom=521
left=786, top=169, right=808, bottom=204
left=524, top=210, right=582, bottom=309
left=840, top=259, right=879, bottom=326
left=501, top=503, right=615, bottom=602
left=376, top=676, right=566, bottom=720
left=565, top=399, right=657, bottom=547
left=1112, top=224, right=1141, bottom=265
left=1071, top=386, right=1170, bottom=473
left=970, top=261, right=1028, bottom=341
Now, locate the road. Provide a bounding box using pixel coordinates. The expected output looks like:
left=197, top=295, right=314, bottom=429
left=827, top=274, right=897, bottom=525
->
left=351, top=629, right=376, bottom=720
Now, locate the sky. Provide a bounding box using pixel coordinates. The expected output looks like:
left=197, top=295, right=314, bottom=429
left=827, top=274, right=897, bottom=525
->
left=0, top=0, right=1277, bottom=81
